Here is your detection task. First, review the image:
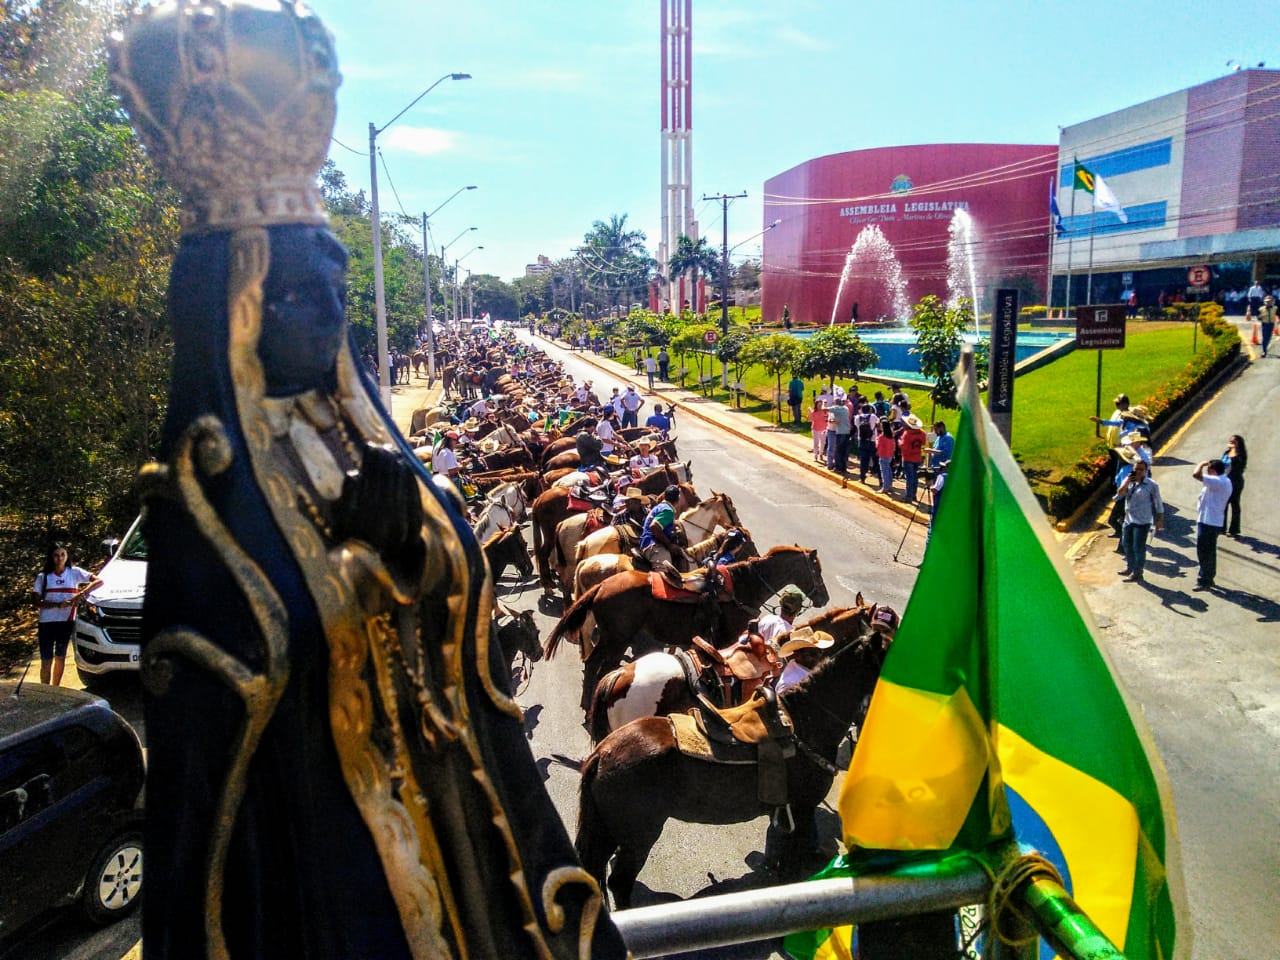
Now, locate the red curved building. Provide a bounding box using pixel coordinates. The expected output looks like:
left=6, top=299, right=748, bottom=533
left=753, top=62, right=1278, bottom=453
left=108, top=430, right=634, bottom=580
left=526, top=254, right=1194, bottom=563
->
left=762, top=144, right=1056, bottom=324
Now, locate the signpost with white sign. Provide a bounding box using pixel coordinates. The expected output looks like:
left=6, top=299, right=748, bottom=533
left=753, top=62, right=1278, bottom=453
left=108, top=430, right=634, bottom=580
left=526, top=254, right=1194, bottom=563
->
left=702, top=330, right=719, bottom=345
left=1186, top=265, right=1211, bottom=354
left=1076, top=304, right=1128, bottom=435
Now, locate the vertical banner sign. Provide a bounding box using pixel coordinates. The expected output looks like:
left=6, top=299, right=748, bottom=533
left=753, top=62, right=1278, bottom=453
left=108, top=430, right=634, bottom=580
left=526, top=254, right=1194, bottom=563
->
left=988, top=288, right=1018, bottom=443
left=988, top=289, right=1019, bottom=437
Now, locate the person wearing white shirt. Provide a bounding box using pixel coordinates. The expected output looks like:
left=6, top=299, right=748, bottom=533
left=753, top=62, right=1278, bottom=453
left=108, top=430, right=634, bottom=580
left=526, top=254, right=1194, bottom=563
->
left=629, top=438, right=661, bottom=473
left=1192, top=458, right=1232, bottom=590
left=433, top=432, right=461, bottom=477
left=620, top=386, right=645, bottom=428
left=595, top=410, right=618, bottom=455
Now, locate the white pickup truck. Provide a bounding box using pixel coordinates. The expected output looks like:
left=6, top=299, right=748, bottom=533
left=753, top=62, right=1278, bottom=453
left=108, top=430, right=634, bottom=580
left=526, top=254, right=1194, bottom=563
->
left=73, top=516, right=146, bottom=688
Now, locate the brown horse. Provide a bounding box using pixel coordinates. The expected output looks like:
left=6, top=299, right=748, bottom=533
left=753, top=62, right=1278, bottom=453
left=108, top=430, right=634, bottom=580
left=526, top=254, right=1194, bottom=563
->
left=586, top=597, right=876, bottom=741
left=547, top=545, right=829, bottom=710
left=530, top=480, right=697, bottom=589
left=575, top=630, right=891, bottom=908
left=481, top=525, right=534, bottom=582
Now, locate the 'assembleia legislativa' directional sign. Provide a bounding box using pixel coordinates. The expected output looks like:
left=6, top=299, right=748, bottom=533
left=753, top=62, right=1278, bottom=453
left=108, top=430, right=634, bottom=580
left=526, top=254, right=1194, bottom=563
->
left=1075, top=304, right=1127, bottom=350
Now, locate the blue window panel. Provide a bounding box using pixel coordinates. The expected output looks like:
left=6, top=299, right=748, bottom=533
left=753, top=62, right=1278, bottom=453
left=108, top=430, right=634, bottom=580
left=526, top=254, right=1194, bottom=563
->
left=1059, top=201, right=1167, bottom=238
left=1059, top=138, right=1173, bottom=187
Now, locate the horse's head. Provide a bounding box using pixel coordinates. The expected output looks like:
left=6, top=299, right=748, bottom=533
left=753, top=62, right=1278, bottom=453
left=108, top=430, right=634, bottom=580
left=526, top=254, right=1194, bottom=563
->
left=766, top=545, right=830, bottom=608
left=511, top=526, right=534, bottom=579
left=710, top=490, right=740, bottom=529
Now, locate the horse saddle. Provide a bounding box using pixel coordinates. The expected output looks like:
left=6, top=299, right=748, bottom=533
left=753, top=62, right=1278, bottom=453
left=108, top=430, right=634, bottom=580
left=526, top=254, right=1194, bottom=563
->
left=608, top=521, right=642, bottom=547
left=687, top=635, right=774, bottom=702
left=648, top=565, right=734, bottom=603
left=670, top=689, right=795, bottom=807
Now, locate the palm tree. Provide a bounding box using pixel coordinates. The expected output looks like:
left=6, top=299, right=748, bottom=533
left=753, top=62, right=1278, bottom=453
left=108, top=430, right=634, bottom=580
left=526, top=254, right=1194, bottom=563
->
left=580, top=214, right=653, bottom=314
left=667, top=234, right=721, bottom=314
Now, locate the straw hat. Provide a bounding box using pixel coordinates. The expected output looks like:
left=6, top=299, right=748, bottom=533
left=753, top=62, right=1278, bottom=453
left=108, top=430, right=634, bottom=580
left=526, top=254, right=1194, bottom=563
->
left=637, top=436, right=655, bottom=449
left=625, top=487, right=645, bottom=501
left=903, top=414, right=924, bottom=430
left=480, top=436, right=502, bottom=454
left=778, top=627, right=835, bottom=658
left=462, top=417, right=482, bottom=433
left=1119, top=431, right=1147, bottom=446
left=1128, top=405, right=1150, bottom=421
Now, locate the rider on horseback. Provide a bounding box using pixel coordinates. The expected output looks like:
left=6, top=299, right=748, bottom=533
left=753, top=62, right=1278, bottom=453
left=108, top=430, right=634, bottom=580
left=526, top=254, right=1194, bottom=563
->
left=640, top=484, right=686, bottom=571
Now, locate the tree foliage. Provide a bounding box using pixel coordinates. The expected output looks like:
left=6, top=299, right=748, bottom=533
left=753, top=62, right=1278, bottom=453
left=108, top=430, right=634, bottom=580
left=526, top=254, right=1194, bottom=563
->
left=793, top=326, right=878, bottom=388
left=667, top=233, right=720, bottom=311
left=578, top=214, right=653, bottom=314
left=909, top=294, right=973, bottom=413
left=740, top=334, right=802, bottom=424
left=0, top=21, right=180, bottom=544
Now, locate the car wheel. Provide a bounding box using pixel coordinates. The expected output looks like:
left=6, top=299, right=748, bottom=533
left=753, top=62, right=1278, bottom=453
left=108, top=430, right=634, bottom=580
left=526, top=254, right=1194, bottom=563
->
left=82, top=830, right=143, bottom=924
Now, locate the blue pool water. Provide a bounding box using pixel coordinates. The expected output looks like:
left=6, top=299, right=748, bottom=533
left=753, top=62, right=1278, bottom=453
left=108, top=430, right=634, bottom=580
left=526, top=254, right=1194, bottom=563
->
left=787, top=328, right=1072, bottom=376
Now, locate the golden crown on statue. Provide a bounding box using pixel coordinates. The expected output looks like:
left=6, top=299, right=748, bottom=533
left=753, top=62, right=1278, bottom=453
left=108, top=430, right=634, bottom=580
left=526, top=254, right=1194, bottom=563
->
left=109, top=0, right=341, bottom=234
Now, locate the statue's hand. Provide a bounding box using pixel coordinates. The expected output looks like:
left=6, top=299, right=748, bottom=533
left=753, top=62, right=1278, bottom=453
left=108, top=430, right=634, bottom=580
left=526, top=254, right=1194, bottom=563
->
left=334, top=445, right=424, bottom=561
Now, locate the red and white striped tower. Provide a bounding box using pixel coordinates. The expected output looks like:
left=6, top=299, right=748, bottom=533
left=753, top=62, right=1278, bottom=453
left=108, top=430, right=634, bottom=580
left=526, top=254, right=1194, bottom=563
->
left=660, top=0, right=695, bottom=312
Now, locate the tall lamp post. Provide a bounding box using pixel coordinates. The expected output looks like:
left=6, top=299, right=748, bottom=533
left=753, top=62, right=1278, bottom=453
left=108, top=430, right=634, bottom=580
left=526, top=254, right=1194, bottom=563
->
left=440, top=227, right=478, bottom=326
left=703, top=191, right=747, bottom=387
left=369, top=71, right=470, bottom=408
left=422, top=185, right=477, bottom=382
left=454, top=245, right=483, bottom=327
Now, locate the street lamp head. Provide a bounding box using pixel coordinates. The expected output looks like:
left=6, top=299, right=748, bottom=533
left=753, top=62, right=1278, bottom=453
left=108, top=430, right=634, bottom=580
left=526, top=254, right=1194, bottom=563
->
left=465, top=185, right=478, bottom=190
left=769, top=219, right=782, bottom=228
left=450, top=73, right=472, bottom=81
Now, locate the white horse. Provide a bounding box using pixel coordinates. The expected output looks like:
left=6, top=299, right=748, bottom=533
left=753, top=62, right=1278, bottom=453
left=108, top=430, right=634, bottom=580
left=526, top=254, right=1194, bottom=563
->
left=472, top=483, right=526, bottom=545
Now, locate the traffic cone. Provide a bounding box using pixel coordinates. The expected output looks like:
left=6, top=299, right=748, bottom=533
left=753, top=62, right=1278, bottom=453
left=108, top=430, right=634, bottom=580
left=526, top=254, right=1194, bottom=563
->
left=1251, top=320, right=1262, bottom=345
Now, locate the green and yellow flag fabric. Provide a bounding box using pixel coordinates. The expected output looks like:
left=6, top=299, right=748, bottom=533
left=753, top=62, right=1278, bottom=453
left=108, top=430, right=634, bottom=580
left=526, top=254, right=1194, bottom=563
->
left=1074, top=161, right=1098, bottom=194
left=790, top=357, right=1186, bottom=960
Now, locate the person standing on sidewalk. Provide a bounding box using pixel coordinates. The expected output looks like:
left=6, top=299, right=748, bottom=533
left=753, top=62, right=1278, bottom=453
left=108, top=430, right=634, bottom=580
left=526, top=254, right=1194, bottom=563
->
left=808, top=398, right=829, bottom=463
left=1192, top=458, right=1232, bottom=590
left=1115, top=460, right=1163, bottom=582
left=899, top=414, right=928, bottom=502
left=1221, top=434, right=1248, bottom=537
left=875, top=420, right=897, bottom=494
left=1258, top=295, right=1277, bottom=357
left=657, top=346, right=670, bottom=381
left=644, top=354, right=657, bottom=390
left=33, top=544, right=101, bottom=685
left=826, top=396, right=852, bottom=473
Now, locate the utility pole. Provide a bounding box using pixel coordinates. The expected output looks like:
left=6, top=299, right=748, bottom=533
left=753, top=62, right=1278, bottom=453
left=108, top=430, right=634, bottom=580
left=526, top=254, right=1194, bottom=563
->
left=421, top=213, right=433, bottom=383
left=703, top=191, right=746, bottom=388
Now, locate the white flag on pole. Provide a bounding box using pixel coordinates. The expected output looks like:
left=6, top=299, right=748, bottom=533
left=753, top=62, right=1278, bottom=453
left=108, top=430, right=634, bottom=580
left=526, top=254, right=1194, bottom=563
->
left=1093, top=172, right=1128, bottom=223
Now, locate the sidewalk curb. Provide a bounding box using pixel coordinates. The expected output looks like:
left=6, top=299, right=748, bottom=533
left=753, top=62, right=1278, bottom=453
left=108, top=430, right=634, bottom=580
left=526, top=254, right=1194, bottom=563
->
left=533, top=336, right=922, bottom=522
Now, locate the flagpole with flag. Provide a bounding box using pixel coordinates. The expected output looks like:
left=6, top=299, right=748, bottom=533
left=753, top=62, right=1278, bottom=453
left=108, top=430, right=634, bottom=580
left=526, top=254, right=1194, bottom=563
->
left=1048, top=177, right=1062, bottom=315
left=1073, top=159, right=1128, bottom=306
left=786, top=348, right=1188, bottom=960
left=1065, top=160, right=1077, bottom=317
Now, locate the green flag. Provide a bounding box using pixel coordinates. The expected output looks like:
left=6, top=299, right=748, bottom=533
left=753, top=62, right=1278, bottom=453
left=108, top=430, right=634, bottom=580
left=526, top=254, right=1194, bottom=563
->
left=790, top=352, right=1187, bottom=960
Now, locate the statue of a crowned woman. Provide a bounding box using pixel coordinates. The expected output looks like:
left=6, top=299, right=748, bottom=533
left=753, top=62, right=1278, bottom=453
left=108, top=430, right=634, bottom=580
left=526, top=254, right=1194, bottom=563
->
left=109, top=4, right=622, bottom=958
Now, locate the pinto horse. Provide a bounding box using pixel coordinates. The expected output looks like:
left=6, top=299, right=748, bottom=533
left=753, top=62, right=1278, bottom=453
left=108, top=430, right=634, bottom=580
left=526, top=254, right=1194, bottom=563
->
left=546, top=545, right=830, bottom=710
left=576, top=630, right=891, bottom=908
left=586, top=597, right=876, bottom=741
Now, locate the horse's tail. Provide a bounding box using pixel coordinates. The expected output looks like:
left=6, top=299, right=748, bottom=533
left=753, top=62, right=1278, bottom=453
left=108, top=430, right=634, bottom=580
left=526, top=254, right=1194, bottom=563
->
left=587, top=668, right=624, bottom=744
left=553, top=522, right=567, bottom=570
left=574, top=750, right=613, bottom=890
left=545, top=583, right=601, bottom=660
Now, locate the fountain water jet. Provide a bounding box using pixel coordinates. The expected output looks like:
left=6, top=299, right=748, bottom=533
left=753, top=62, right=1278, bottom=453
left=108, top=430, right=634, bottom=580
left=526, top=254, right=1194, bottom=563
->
left=829, top=225, right=909, bottom=326
left=946, top=209, right=983, bottom=336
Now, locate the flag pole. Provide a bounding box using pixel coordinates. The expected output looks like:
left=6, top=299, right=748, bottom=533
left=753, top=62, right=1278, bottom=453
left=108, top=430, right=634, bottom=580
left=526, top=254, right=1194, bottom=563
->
left=1086, top=192, right=1096, bottom=306
left=1046, top=177, right=1057, bottom=316
left=1065, top=161, right=1076, bottom=318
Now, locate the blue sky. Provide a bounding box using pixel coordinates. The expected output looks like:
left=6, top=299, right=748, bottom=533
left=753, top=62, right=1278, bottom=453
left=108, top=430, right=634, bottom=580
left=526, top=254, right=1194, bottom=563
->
left=314, top=0, right=1275, bottom=281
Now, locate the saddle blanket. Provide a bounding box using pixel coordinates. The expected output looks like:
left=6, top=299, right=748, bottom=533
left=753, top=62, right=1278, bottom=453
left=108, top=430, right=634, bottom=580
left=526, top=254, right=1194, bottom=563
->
left=648, top=565, right=734, bottom=603
left=669, top=713, right=756, bottom=764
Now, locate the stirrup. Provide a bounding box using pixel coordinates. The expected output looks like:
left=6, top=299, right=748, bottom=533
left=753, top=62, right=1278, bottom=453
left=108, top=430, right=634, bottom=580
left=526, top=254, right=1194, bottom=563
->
left=770, top=803, right=795, bottom=835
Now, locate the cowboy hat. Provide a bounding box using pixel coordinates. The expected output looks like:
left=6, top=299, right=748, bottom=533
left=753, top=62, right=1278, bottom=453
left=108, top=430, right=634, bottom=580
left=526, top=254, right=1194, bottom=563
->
left=636, top=436, right=655, bottom=448
left=1128, top=405, right=1150, bottom=420
left=462, top=418, right=482, bottom=432
left=778, top=627, right=835, bottom=658
left=1119, top=431, right=1147, bottom=446
left=903, top=414, right=924, bottom=430
left=480, top=436, right=502, bottom=454
left=625, top=487, right=645, bottom=501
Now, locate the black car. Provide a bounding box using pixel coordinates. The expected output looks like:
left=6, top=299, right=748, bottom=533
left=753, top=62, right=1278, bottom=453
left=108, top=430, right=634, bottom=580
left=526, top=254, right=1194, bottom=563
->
left=0, top=680, right=144, bottom=943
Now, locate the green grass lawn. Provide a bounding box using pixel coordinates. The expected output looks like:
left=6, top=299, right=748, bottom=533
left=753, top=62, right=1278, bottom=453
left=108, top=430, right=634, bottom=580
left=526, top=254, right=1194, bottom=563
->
left=633, top=321, right=1216, bottom=487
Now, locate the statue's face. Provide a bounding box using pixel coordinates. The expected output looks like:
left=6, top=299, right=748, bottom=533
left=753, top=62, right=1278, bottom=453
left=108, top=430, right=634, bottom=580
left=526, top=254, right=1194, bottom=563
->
left=259, top=227, right=348, bottom=395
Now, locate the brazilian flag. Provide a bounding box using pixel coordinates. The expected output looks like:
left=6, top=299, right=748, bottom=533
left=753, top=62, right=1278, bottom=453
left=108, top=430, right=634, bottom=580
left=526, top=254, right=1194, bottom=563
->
left=1074, top=161, right=1098, bottom=194
left=788, top=355, right=1187, bottom=960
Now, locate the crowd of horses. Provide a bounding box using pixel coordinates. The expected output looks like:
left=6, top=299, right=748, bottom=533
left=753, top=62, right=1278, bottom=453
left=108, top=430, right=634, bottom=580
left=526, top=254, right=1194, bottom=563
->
left=412, top=328, right=896, bottom=907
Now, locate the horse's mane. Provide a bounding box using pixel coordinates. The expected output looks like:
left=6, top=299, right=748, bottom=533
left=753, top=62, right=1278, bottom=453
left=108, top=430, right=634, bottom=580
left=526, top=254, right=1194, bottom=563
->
left=780, top=630, right=891, bottom=714
left=481, top=526, right=512, bottom=549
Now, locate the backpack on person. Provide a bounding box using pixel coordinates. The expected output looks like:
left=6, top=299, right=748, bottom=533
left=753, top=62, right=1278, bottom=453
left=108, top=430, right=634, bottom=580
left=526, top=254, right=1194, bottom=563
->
left=873, top=399, right=890, bottom=418
left=857, top=415, right=874, bottom=442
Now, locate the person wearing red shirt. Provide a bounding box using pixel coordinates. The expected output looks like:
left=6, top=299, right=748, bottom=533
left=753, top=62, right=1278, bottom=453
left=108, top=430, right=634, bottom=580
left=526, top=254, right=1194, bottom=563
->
left=898, top=414, right=928, bottom=502
left=875, top=421, right=898, bottom=493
